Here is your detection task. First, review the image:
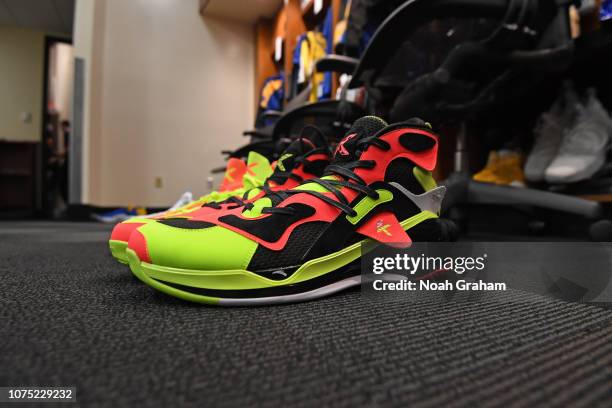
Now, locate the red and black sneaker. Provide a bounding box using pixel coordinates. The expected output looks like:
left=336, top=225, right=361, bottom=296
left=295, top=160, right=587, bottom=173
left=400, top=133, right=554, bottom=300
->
left=175, top=126, right=332, bottom=219
left=126, top=116, right=447, bottom=306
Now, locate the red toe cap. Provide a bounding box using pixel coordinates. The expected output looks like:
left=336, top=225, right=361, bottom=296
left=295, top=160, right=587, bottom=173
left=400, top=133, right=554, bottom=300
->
left=128, top=230, right=151, bottom=263
left=110, top=222, right=146, bottom=243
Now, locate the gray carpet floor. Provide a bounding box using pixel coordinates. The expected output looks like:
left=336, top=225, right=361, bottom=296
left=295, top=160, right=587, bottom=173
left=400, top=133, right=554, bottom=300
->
left=1, top=221, right=612, bottom=407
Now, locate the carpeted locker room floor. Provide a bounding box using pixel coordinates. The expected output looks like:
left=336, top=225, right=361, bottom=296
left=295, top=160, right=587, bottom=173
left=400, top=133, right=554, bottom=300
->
left=1, top=221, right=612, bottom=407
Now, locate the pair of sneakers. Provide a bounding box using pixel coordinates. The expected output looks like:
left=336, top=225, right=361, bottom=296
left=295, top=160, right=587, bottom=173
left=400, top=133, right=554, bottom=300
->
left=525, top=83, right=612, bottom=184
left=119, top=116, right=448, bottom=306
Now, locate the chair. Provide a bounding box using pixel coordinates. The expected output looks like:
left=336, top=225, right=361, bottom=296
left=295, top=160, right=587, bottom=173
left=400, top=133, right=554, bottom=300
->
left=334, top=0, right=612, bottom=240
left=252, top=55, right=367, bottom=149
left=214, top=54, right=366, bottom=173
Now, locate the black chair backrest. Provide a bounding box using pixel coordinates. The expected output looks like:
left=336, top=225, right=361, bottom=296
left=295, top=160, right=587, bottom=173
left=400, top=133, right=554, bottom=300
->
left=346, top=0, right=575, bottom=123
left=272, top=100, right=366, bottom=145
left=348, top=0, right=510, bottom=89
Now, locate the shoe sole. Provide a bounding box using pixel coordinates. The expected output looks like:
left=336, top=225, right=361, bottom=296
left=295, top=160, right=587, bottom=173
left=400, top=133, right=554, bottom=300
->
left=127, top=211, right=438, bottom=306
left=127, top=248, right=365, bottom=306
left=545, top=154, right=606, bottom=184
left=109, top=240, right=129, bottom=264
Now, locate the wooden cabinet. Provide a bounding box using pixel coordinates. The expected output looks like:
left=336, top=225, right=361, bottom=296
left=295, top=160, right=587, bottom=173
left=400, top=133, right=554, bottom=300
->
left=0, top=141, right=39, bottom=211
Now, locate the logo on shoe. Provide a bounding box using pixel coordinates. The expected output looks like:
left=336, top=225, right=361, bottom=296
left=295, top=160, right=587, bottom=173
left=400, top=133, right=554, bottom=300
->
left=335, top=133, right=357, bottom=156
left=224, top=165, right=237, bottom=182
left=246, top=162, right=259, bottom=176
left=376, top=220, right=392, bottom=236
left=276, top=153, right=293, bottom=171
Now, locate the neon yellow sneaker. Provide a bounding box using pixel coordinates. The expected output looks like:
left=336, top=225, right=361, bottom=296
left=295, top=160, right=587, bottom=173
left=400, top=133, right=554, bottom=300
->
left=126, top=117, right=448, bottom=306
left=108, top=151, right=272, bottom=264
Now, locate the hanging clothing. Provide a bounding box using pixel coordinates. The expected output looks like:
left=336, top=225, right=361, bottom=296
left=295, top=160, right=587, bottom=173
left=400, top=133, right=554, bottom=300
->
left=342, top=0, right=405, bottom=57
left=293, top=31, right=328, bottom=103
left=319, top=6, right=334, bottom=101
left=334, top=0, right=352, bottom=50
left=305, top=31, right=328, bottom=102
left=602, top=0, right=612, bottom=21
left=257, top=72, right=285, bottom=127
left=290, top=33, right=307, bottom=100
left=259, top=73, right=284, bottom=111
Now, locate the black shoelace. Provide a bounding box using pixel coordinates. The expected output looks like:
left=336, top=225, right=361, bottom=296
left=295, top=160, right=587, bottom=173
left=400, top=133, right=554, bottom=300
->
left=204, top=146, right=328, bottom=210
left=243, top=136, right=391, bottom=217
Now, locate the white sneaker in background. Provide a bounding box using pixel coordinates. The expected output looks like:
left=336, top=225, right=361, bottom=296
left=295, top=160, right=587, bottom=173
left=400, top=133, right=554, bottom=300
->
left=144, top=191, right=193, bottom=218
left=166, top=191, right=194, bottom=211
left=524, top=81, right=580, bottom=182
left=545, top=88, right=612, bottom=183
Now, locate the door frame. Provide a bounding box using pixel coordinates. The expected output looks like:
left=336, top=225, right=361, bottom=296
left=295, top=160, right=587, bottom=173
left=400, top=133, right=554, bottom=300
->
left=40, top=35, right=73, bottom=216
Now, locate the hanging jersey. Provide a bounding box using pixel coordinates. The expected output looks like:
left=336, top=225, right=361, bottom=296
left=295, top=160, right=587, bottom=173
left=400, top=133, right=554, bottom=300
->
left=259, top=73, right=284, bottom=112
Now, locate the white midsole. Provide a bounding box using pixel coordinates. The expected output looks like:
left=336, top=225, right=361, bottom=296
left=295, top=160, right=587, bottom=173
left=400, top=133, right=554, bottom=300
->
left=216, top=274, right=407, bottom=306
left=218, top=276, right=363, bottom=306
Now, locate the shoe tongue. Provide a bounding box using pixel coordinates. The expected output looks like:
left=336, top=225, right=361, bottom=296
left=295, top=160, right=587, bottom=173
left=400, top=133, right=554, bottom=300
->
left=332, top=116, right=387, bottom=162
left=218, top=158, right=247, bottom=192
left=242, top=151, right=273, bottom=190
left=402, top=117, right=430, bottom=128
left=273, top=126, right=328, bottom=174
left=299, top=125, right=328, bottom=149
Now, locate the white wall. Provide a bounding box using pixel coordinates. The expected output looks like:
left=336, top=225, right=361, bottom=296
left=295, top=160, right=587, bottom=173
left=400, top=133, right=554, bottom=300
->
left=49, top=42, right=74, bottom=123
left=72, top=0, right=102, bottom=204
left=0, top=27, right=45, bottom=142
left=76, top=0, right=255, bottom=207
